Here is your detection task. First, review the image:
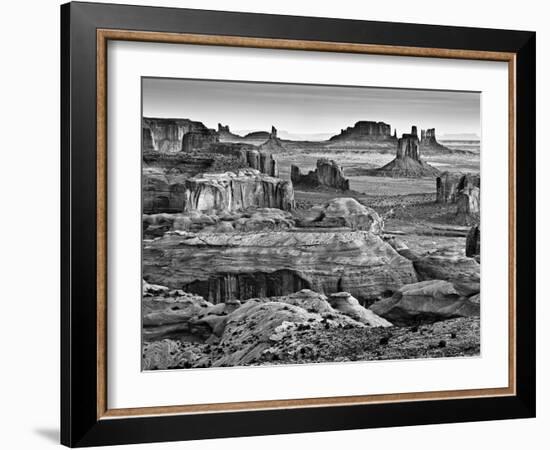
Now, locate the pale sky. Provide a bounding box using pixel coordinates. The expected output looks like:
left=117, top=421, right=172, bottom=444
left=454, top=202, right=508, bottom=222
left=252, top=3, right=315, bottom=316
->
left=142, top=77, right=480, bottom=139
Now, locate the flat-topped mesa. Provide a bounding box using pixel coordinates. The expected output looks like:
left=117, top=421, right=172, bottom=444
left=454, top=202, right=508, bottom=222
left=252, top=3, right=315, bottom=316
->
left=143, top=230, right=418, bottom=304
left=143, top=117, right=210, bottom=153
left=182, top=169, right=295, bottom=213
left=291, top=158, right=350, bottom=191
left=436, top=172, right=480, bottom=203
left=181, top=128, right=219, bottom=152
left=371, top=126, right=440, bottom=178
left=329, top=120, right=394, bottom=142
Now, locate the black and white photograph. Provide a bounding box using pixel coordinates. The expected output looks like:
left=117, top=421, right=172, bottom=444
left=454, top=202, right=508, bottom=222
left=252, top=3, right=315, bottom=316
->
left=141, top=78, right=482, bottom=370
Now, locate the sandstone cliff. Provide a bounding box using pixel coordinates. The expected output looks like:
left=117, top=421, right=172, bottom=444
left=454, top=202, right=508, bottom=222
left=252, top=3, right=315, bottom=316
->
left=143, top=230, right=418, bottom=304
left=291, top=158, right=350, bottom=190
left=206, top=142, right=279, bottom=177
left=181, top=128, right=219, bottom=152
left=436, top=172, right=480, bottom=203
left=143, top=117, right=210, bottom=153
left=182, top=169, right=295, bottom=213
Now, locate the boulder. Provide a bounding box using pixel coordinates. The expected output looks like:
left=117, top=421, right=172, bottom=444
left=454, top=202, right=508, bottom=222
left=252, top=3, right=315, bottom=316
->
left=142, top=288, right=231, bottom=342
left=369, top=280, right=480, bottom=326
left=413, top=255, right=480, bottom=296
left=211, top=298, right=362, bottom=367
left=298, top=197, right=383, bottom=233
left=385, top=239, right=480, bottom=296
left=143, top=230, right=418, bottom=304
left=328, top=292, right=392, bottom=327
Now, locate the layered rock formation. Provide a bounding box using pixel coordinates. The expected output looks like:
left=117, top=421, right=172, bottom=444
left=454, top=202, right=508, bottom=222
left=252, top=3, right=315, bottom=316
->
left=372, top=126, right=440, bottom=178
left=436, top=172, right=480, bottom=203
left=143, top=208, right=295, bottom=237
left=387, top=239, right=480, bottom=296
left=143, top=230, right=418, bottom=304
left=297, top=198, right=383, bottom=233
left=369, top=280, right=480, bottom=326
left=206, top=142, right=279, bottom=176
left=436, top=172, right=480, bottom=223
left=182, top=169, right=295, bottom=213
left=291, top=158, right=350, bottom=190
left=143, top=117, right=210, bottom=153
left=143, top=171, right=189, bottom=213
left=456, top=186, right=480, bottom=218
left=329, top=121, right=393, bottom=142
left=181, top=128, right=219, bottom=152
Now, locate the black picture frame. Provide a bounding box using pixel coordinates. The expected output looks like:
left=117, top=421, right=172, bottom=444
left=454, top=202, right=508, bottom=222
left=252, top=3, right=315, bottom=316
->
left=61, top=1, right=536, bottom=447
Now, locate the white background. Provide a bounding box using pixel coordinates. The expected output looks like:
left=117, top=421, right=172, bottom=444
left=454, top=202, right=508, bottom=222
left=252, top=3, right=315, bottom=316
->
left=108, top=41, right=509, bottom=409
left=0, top=0, right=546, bottom=449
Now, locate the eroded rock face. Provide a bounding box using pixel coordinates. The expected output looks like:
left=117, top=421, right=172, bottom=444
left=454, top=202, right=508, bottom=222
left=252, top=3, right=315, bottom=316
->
left=436, top=172, right=480, bottom=203
left=181, top=128, right=219, bottom=152
left=142, top=287, right=392, bottom=369
left=143, top=208, right=296, bottom=237
left=386, top=239, right=480, bottom=296
left=143, top=117, right=209, bottom=153
left=142, top=282, right=231, bottom=343
left=456, top=186, right=480, bottom=217
left=205, top=143, right=279, bottom=176
left=297, top=197, right=383, bottom=233
left=370, top=280, right=480, bottom=326
left=182, top=169, right=295, bottom=213
left=466, top=224, right=481, bottom=258
left=291, top=159, right=350, bottom=190
left=414, top=255, right=480, bottom=296
left=143, top=231, right=418, bottom=304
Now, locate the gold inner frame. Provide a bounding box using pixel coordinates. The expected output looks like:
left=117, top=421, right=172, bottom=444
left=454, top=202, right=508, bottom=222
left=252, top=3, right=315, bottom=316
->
left=96, top=29, right=517, bottom=420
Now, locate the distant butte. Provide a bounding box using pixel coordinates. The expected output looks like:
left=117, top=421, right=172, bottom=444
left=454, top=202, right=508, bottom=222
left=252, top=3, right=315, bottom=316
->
left=371, top=126, right=440, bottom=178
left=329, top=121, right=395, bottom=142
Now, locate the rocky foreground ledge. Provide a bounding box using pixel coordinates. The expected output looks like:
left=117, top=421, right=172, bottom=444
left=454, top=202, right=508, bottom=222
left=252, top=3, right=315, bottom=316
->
left=143, top=230, right=418, bottom=304
left=142, top=283, right=479, bottom=370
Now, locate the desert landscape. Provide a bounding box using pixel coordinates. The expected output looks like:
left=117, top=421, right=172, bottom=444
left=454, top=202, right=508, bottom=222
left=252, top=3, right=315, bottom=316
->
left=141, top=80, right=481, bottom=370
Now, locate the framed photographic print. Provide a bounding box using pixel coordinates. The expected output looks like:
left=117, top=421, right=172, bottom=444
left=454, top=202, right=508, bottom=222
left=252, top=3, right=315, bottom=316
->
left=60, top=1, right=536, bottom=447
